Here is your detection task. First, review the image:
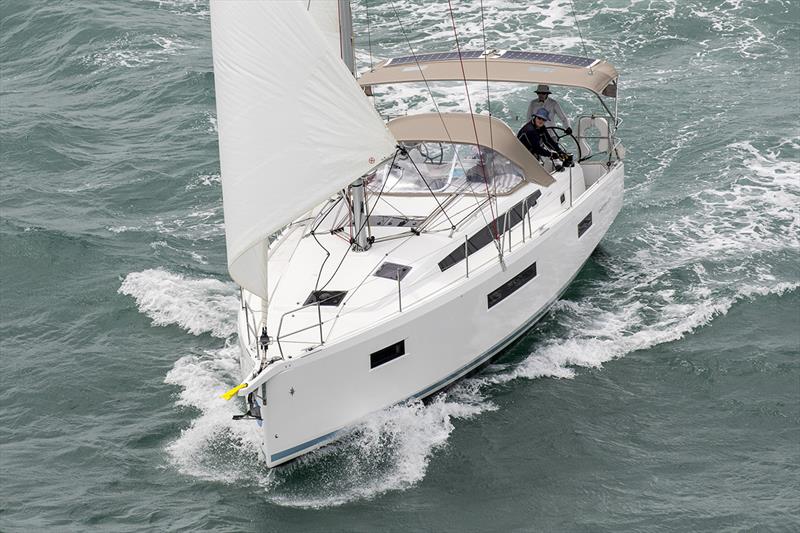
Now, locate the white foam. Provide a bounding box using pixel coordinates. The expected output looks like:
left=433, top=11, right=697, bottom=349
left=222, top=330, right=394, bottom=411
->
left=157, top=0, right=209, bottom=18
left=354, top=0, right=593, bottom=78
left=107, top=224, right=142, bottom=234
left=119, top=268, right=238, bottom=337
left=164, top=342, right=498, bottom=508
left=83, top=34, right=193, bottom=69
left=150, top=240, right=207, bottom=264
left=205, top=113, right=218, bottom=134
left=185, top=173, right=221, bottom=191
left=157, top=0, right=799, bottom=507
left=164, top=345, right=263, bottom=481
left=488, top=139, right=800, bottom=386
left=150, top=205, right=225, bottom=241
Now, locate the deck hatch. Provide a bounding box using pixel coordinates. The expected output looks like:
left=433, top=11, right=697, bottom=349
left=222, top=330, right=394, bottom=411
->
left=374, top=262, right=412, bottom=281
left=578, top=212, right=593, bottom=237
left=438, top=189, right=542, bottom=272
left=303, top=290, right=347, bottom=306
left=487, top=261, right=538, bottom=308
left=370, top=340, right=406, bottom=369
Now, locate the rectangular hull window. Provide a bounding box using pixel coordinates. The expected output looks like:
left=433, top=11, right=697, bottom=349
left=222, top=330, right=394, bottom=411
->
left=370, top=340, right=405, bottom=369
left=578, top=212, right=593, bottom=237
left=488, top=262, right=537, bottom=309
left=439, top=190, right=542, bottom=272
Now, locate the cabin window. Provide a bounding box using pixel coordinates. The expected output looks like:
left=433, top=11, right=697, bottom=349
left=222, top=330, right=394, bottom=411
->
left=439, top=190, right=541, bottom=272
left=578, top=212, right=593, bottom=237
left=367, top=142, right=525, bottom=196
left=487, top=261, right=537, bottom=308
left=370, top=340, right=405, bottom=369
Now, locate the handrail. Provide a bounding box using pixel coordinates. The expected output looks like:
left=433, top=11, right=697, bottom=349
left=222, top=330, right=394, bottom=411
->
left=240, top=288, right=260, bottom=350
left=272, top=184, right=545, bottom=355
left=575, top=113, right=623, bottom=164
left=609, top=138, right=625, bottom=164
left=397, top=267, right=403, bottom=312
left=275, top=300, right=326, bottom=357
left=496, top=192, right=539, bottom=256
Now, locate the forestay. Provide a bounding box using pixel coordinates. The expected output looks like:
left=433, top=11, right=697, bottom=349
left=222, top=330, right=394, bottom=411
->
left=210, top=0, right=397, bottom=299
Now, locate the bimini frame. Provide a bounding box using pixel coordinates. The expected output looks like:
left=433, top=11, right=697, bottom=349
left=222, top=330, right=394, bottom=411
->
left=358, top=49, right=620, bottom=124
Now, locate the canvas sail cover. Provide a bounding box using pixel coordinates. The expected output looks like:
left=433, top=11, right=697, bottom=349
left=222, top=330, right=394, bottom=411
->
left=210, top=0, right=397, bottom=299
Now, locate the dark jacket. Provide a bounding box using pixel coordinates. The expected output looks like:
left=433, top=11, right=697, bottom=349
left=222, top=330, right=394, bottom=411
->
left=516, top=121, right=563, bottom=159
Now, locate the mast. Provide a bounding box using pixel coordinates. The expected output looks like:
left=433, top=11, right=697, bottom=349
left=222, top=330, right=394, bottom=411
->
left=338, top=0, right=356, bottom=75
left=339, top=0, right=372, bottom=252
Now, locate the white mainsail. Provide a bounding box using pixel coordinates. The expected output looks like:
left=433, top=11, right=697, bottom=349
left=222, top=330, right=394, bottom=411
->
left=210, top=0, right=397, bottom=300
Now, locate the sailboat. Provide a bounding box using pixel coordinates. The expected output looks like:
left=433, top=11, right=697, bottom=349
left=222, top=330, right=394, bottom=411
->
left=210, top=0, right=624, bottom=467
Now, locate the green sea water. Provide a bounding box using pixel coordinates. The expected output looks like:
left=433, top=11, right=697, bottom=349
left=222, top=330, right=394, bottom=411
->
left=1, top=0, right=798, bottom=530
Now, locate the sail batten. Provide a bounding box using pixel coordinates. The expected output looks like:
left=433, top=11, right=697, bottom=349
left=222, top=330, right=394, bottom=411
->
left=210, top=0, right=397, bottom=299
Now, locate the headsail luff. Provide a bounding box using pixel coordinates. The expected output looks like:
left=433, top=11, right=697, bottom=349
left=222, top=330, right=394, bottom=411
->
left=210, top=0, right=397, bottom=300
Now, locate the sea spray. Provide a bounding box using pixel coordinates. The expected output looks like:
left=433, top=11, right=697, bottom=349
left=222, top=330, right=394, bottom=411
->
left=119, top=268, right=239, bottom=338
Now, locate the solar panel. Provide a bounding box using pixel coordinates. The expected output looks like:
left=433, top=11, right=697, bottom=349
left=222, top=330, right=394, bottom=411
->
left=382, top=50, right=596, bottom=68
left=499, top=51, right=596, bottom=67
left=385, top=50, right=485, bottom=66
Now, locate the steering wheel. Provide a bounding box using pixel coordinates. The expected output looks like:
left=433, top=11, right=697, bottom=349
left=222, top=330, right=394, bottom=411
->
left=545, top=126, right=583, bottom=164
left=418, top=142, right=445, bottom=165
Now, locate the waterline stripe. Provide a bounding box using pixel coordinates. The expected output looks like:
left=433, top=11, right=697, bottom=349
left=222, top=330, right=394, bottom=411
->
left=270, top=429, right=342, bottom=463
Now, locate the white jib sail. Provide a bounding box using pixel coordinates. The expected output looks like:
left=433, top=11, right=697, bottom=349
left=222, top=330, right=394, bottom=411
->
left=305, top=0, right=343, bottom=59
left=210, top=0, right=397, bottom=300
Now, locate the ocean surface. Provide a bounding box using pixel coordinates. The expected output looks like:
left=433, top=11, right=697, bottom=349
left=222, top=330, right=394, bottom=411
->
left=1, top=0, right=798, bottom=531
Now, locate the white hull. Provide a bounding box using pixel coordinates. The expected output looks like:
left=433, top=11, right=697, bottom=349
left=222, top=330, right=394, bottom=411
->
left=236, top=163, right=624, bottom=467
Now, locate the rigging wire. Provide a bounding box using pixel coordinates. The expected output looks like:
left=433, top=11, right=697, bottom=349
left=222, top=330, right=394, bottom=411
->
left=319, top=149, right=400, bottom=292
left=568, top=0, right=592, bottom=73
left=403, top=150, right=457, bottom=230
left=355, top=150, right=400, bottom=239
left=445, top=0, right=500, bottom=243
left=386, top=0, right=488, bottom=232
left=387, top=1, right=472, bottom=183
left=318, top=234, right=352, bottom=292
left=477, top=0, right=498, bottom=210
left=310, top=192, right=352, bottom=291
left=324, top=233, right=415, bottom=342
left=386, top=0, right=496, bottom=237
left=363, top=0, right=374, bottom=71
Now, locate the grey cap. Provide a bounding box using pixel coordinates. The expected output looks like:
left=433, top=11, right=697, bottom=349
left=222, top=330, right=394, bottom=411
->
left=535, top=84, right=551, bottom=94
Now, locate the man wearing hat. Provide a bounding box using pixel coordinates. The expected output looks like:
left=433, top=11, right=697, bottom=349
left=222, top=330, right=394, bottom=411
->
left=527, top=84, right=571, bottom=134
left=517, top=108, right=570, bottom=166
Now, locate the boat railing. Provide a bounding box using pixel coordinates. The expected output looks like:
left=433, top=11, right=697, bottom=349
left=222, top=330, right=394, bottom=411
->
left=497, top=193, right=536, bottom=256
left=275, top=300, right=326, bottom=357
left=575, top=114, right=616, bottom=161
left=240, top=288, right=261, bottom=350
left=302, top=191, right=542, bottom=345
left=609, top=138, right=625, bottom=164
